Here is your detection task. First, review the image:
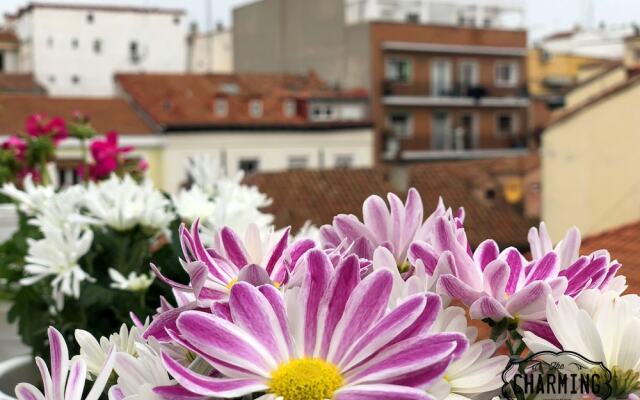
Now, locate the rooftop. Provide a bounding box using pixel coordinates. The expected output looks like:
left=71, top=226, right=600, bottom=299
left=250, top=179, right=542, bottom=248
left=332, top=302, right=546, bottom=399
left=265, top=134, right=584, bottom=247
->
left=0, top=74, right=46, bottom=94
left=581, top=221, right=640, bottom=293
left=244, top=155, right=538, bottom=249
left=0, top=95, right=153, bottom=135
left=116, top=73, right=370, bottom=131
left=9, top=2, right=185, bottom=18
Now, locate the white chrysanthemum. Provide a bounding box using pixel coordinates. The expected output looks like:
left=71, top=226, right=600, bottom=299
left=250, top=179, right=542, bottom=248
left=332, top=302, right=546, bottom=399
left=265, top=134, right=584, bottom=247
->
left=108, top=342, right=173, bottom=400
left=84, top=175, right=174, bottom=233
left=21, top=222, right=94, bottom=309
left=75, top=324, right=141, bottom=378
left=184, top=153, right=242, bottom=196
left=109, top=269, right=155, bottom=292
left=429, top=307, right=510, bottom=400
left=524, top=291, right=640, bottom=398
left=29, top=185, right=96, bottom=231
left=0, top=174, right=55, bottom=216
left=171, top=185, right=216, bottom=223
left=205, top=178, right=273, bottom=234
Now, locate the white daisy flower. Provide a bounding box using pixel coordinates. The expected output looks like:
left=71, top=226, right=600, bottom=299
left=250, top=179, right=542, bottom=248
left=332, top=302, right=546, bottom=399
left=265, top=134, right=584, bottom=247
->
left=1, top=174, right=55, bottom=216
left=108, top=269, right=155, bottom=292
left=171, top=185, right=216, bottom=224
left=524, top=290, right=640, bottom=398
left=75, top=324, right=141, bottom=378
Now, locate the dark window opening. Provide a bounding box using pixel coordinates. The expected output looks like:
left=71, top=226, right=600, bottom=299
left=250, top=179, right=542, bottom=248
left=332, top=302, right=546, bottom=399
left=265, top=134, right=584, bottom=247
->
left=129, top=41, right=141, bottom=64
left=239, top=159, right=259, bottom=174
left=87, top=13, right=94, bottom=23
left=71, top=75, right=80, bottom=84
left=71, top=38, right=79, bottom=49
left=93, top=39, right=102, bottom=54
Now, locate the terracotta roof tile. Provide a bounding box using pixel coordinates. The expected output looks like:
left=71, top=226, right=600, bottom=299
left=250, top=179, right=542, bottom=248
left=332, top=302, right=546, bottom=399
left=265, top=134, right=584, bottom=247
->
left=0, top=31, right=18, bottom=45
left=115, top=73, right=370, bottom=130
left=244, top=156, right=538, bottom=249
left=0, top=95, right=153, bottom=135
left=0, top=74, right=46, bottom=94
left=581, top=221, right=640, bottom=293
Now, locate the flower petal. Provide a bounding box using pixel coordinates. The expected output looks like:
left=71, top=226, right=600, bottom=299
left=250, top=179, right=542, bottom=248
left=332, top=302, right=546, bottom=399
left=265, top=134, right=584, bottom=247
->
left=335, top=384, right=435, bottom=400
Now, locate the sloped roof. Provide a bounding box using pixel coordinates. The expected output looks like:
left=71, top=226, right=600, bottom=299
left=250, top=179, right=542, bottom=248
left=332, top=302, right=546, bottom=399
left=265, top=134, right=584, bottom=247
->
left=581, top=221, right=640, bottom=293
left=115, top=73, right=370, bottom=130
left=244, top=156, right=539, bottom=249
left=0, top=74, right=46, bottom=94
left=0, top=95, right=153, bottom=135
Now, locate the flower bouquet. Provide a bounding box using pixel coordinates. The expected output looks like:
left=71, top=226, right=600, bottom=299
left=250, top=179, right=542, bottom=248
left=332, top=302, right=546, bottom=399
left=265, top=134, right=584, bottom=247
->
left=10, top=187, right=639, bottom=400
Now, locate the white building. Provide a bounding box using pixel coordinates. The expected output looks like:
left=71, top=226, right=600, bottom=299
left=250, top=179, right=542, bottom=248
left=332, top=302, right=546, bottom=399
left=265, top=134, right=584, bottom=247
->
left=187, top=25, right=234, bottom=73
left=6, top=3, right=188, bottom=97
left=344, top=0, right=525, bottom=28
left=537, top=25, right=636, bottom=60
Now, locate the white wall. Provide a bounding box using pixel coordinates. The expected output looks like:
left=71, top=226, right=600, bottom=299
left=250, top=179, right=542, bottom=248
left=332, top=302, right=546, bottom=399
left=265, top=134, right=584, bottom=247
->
left=188, top=29, right=233, bottom=73
left=15, top=6, right=188, bottom=96
left=162, top=129, right=374, bottom=192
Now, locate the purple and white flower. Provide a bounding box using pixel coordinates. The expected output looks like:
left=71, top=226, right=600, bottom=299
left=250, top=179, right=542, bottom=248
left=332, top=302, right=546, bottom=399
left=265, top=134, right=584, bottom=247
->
left=157, top=249, right=468, bottom=399
left=16, top=327, right=115, bottom=400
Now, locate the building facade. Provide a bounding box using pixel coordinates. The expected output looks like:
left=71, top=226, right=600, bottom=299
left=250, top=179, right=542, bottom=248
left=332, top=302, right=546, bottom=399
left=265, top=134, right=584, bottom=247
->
left=6, top=3, right=188, bottom=97
left=372, top=23, right=529, bottom=161
left=115, top=73, right=373, bottom=191
left=542, top=75, right=640, bottom=240
left=187, top=25, right=234, bottom=74
left=0, top=31, right=19, bottom=73
left=234, top=0, right=529, bottom=162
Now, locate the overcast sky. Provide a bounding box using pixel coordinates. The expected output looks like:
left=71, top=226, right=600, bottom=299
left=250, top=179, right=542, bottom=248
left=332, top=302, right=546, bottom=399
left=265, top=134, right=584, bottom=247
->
left=1, top=0, right=639, bottom=41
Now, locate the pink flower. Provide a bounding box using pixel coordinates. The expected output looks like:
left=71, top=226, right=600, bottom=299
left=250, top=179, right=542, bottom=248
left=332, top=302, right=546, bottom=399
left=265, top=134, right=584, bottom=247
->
left=25, top=114, right=68, bottom=143
left=137, top=159, right=149, bottom=171
left=88, top=131, right=134, bottom=179
left=2, top=135, right=26, bottom=160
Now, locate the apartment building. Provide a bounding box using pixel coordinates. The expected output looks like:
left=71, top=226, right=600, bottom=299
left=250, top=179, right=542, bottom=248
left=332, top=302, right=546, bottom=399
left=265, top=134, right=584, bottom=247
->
left=115, top=73, right=373, bottom=191
left=5, top=3, right=188, bottom=97
left=373, top=23, right=528, bottom=160
left=234, top=0, right=528, bottom=162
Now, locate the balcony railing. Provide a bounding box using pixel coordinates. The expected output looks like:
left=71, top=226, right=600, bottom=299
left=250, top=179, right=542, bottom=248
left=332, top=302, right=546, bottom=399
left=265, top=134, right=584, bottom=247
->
left=382, top=81, right=529, bottom=99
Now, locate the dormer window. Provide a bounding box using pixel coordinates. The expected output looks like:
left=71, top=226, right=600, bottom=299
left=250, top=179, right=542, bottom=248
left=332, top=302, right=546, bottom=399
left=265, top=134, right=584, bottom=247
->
left=249, top=99, right=263, bottom=118
left=283, top=99, right=296, bottom=118
left=214, top=98, right=228, bottom=117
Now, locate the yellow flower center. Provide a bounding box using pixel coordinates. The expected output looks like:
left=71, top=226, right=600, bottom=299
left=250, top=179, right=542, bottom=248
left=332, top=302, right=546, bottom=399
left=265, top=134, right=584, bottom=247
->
left=226, top=278, right=238, bottom=289
left=269, top=358, right=344, bottom=400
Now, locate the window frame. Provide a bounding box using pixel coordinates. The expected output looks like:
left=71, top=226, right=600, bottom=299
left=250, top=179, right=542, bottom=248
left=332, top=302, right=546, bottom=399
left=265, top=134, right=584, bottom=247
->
left=248, top=99, right=264, bottom=118
left=287, top=155, right=309, bottom=169
left=214, top=97, right=229, bottom=117
left=494, top=112, right=519, bottom=137
left=283, top=99, right=296, bottom=118
left=385, top=57, right=412, bottom=83
left=494, top=60, right=519, bottom=87
left=387, top=112, right=413, bottom=138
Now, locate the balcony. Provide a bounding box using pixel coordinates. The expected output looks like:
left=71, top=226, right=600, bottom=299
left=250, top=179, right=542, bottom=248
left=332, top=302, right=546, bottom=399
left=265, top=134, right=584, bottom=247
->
left=381, top=81, right=530, bottom=108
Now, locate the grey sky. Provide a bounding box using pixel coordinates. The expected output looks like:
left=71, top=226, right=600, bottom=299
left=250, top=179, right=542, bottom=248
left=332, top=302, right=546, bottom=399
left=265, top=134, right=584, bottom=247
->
left=0, top=0, right=639, bottom=41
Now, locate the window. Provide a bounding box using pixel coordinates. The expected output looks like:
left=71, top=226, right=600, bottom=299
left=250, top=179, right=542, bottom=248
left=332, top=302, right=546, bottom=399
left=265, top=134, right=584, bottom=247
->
left=214, top=98, right=228, bottom=117
left=93, top=39, right=102, bottom=54
left=87, top=13, right=94, bottom=23
left=48, top=75, right=56, bottom=84
left=385, top=58, right=411, bottom=83
left=173, top=16, right=181, bottom=25
left=495, top=113, right=518, bottom=136
left=288, top=156, right=308, bottom=169
left=71, top=38, right=79, bottom=49
left=432, top=111, right=452, bottom=149
left=431, top=59, right=452, bottom=96
left=335, top=154, right=354, bottom=168
left=71, top=75, right=80, bottom=85
left=0, top=53, right=4, bottom=71
left=495, top=61, right=519, bottom=87
left=459, top=60, right=479, bottom=90
left=129, top=41, right=141, bottom=64
left=283, top=99, right=296, bottom=118
left=388, top=113, right=412, bottom=138
left=238, top=159, right=259, bottom=174
left=310, top=104, right=334, bottom=121
left=47, top=37, right=54, bottom=48
left=249, top=99, right=263, bottom=118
